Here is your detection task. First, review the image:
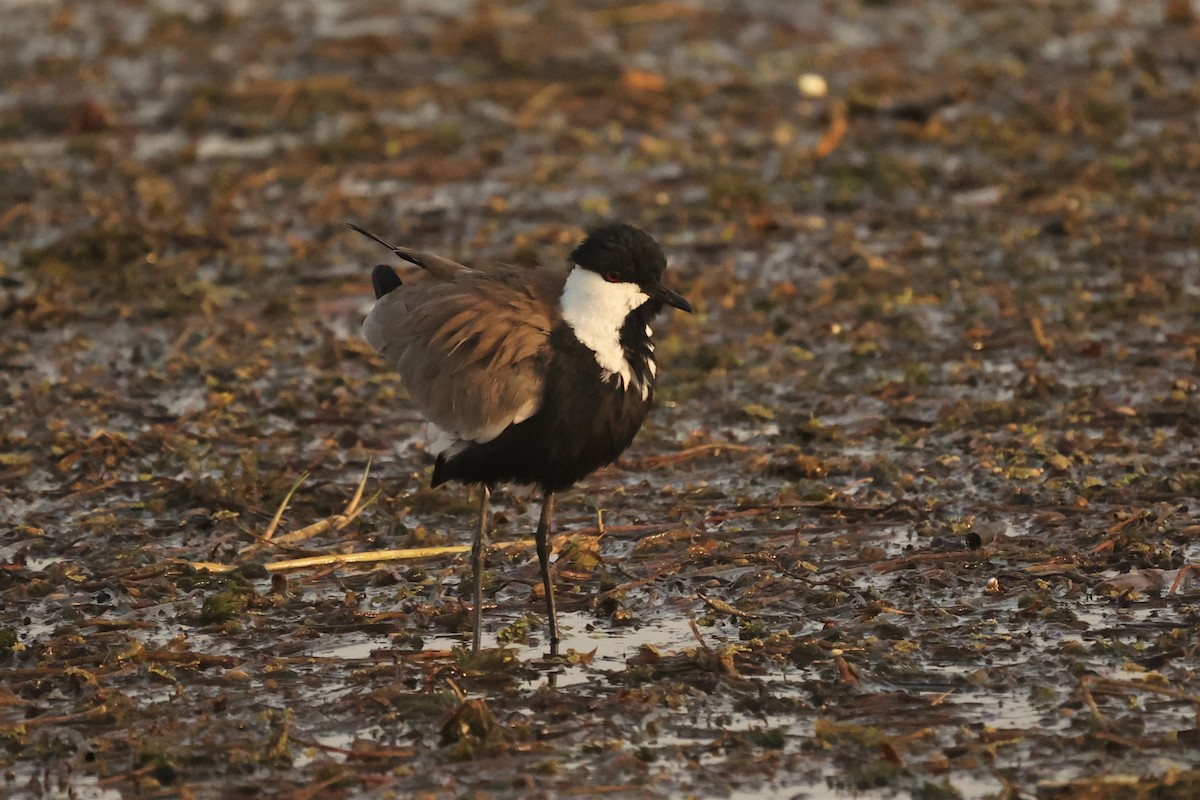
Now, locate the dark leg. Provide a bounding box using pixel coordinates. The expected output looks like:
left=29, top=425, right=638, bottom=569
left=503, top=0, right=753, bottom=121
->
left=535, top=490, right=559, bottom=649
left=470, top=484, right=491, bottom=655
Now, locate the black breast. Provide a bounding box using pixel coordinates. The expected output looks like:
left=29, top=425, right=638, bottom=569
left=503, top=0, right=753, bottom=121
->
left=433, top=305, right=659, bottom=492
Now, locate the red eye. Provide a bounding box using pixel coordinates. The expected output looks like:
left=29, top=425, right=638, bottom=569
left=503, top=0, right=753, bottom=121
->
left=603, top=271, right=621, bottom=283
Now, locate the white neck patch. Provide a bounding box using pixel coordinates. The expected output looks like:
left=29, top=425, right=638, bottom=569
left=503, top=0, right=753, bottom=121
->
left=561, top=266, right=647, bottom=393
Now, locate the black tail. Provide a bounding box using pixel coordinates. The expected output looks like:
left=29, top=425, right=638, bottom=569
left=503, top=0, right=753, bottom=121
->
left=372, top=264, right=402, bottom=299
left=347, top=222, right=400, bottom=251
left=347, top=221, right=427, bottom=270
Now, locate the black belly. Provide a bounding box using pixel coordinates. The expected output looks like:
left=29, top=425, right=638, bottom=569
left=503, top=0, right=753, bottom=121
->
left=432, top=327, right=654, bottom=492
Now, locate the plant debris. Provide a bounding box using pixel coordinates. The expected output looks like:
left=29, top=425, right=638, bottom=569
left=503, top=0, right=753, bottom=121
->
left=3, top=1, right=1200, bottom=798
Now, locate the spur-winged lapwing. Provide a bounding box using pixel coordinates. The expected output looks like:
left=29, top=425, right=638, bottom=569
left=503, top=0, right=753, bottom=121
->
left=351, top=222, right=692, bottom=653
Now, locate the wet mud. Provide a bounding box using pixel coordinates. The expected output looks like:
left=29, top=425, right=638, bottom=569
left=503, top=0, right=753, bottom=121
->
left=3, top=1, right=1200, bottom=798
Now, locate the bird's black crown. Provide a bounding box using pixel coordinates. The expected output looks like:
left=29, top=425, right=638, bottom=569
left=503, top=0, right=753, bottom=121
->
left=570, top=223, right=666, bottom=285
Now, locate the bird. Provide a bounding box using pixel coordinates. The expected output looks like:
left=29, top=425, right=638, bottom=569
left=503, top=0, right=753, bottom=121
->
left=351, top=221, right=692, bottom=654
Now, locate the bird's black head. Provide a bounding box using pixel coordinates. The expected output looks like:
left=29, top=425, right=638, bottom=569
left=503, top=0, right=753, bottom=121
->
left=570, top=224, right=692, bottom=313
left=571, top=224, right=666, bottom=284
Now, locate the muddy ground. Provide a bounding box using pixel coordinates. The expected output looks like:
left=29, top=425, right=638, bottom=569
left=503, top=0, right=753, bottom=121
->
left=3, top=1, right=1200, bottom=798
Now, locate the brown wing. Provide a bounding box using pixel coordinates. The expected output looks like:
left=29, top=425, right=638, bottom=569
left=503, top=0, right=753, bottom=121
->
left=363, top=264, right=565, bottom=443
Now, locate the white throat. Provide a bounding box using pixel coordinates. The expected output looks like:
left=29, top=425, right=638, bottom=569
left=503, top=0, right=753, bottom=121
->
left=560, top=266, right=648, bottom=394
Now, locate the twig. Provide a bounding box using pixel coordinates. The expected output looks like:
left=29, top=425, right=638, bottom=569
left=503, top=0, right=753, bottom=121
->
left=1028, top=311, right=1054, bottom=358
left=813, top=99, right=848, bottom=159
left=262, top=472, right=309, bottom=541
left=0, top=704, right=109, bottom=732
left=1089, top=731, right=1156, bottom=751
left=0, top=201, right=30, bottom=230
left=1089, top=509, right=1149, bottom=554
left=1169, top=564, right=1200, bottom=594
left=835, top=654, right=859, bottom=686
left=185, top=538, right=538, bottom=575
left=1078, top=675, right=1200, bottom=726
left=272, top=460, right=375, bottom=544
left=141, top=649, right=240, bottom=668
left=97, top=763, right=160, bottom=787
left=872, top=550, right=981, bottom=573
left=515, top=83, right=566, bottom=129
left=272, top=492, right=380, bottom=545
left=568, top=522, right=677, bottom=541
left=274, top=544, right=481, bottom=571
left=688, top=619, right=711, bottom=651
left=593, top=563, right=675, bottom=601
left=697, top=588, right=758, bottom=619
left=240, top=461, right=376, bottom=555
left=1078, top=676, right=1104, bottom=723
left=62, top=476, right=120, bottom=502
left=627, top=442, right=754, bottom=469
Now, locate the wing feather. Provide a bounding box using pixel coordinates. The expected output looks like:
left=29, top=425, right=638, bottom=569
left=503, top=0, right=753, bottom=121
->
left=364, top=264, right=565, bottom=444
